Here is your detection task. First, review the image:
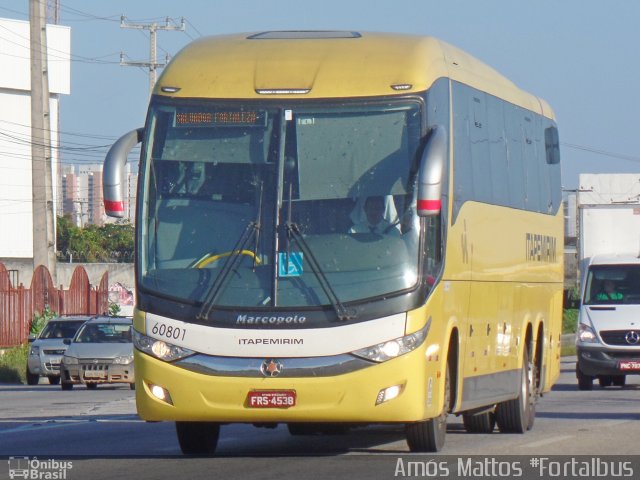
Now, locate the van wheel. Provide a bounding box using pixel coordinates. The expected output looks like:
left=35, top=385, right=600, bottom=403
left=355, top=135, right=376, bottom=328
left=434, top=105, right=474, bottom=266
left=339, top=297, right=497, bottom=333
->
left=496, top=347, right=536, bottom=433
left=176, top=422, right=220, bottom=455
left=598, top=376, right=613, bottom=388
left=576, top=364, right=593, bottom=390
left=406, top=362, right=450, bottom=452
left=48, top=376, right=60, bottom=385
left=26, top=369, right=40, bottom=386
left=612, top=375, right=626, bottom=387
left=463, top=411, right=496, bottom=433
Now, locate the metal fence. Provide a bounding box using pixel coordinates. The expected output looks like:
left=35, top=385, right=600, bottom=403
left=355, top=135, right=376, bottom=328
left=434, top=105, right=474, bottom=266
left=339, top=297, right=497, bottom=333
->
left=0, top=263, right=109, bottom=347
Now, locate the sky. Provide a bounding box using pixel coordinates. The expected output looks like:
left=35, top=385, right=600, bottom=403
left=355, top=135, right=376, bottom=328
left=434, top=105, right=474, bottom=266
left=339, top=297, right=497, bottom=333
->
left=2, top=0, right=640, bottom=190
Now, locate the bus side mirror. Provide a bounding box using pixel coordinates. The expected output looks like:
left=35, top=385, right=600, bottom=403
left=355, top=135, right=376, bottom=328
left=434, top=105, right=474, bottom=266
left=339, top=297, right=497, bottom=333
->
left=103, top=128, right=144, bottom=218
left=417, top=125, right=447, bottom=217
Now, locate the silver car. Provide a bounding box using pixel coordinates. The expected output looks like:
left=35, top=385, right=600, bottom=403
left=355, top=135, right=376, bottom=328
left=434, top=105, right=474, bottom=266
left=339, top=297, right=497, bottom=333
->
left=26, top=315, right=91, bottom=385
left=60, top=316, right=134, bottom=390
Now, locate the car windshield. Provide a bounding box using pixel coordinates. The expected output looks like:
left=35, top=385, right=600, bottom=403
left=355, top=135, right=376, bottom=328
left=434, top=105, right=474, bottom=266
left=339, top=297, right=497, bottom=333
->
left=139, top=99, right=423, bottom=309
left=39, top=320, right=85, bottom=339
left=584, top=265, right=640, bottom=305
left=75, top=323, right=132, bottom=343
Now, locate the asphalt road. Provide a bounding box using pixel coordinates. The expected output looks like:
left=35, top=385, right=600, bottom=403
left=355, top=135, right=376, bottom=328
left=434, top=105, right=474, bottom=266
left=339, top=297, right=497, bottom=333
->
left=1, top=357, right=639, bottom=480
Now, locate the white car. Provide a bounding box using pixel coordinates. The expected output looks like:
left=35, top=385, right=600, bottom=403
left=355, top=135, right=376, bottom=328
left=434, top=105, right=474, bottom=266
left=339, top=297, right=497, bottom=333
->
left=60, top=316, right=134, bottom=390
left=26, top=316, right=91, bottom=385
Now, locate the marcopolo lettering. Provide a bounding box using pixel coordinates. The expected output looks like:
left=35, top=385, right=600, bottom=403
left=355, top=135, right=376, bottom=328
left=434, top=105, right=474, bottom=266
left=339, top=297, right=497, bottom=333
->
left=236, top=314, right=307, bottom=325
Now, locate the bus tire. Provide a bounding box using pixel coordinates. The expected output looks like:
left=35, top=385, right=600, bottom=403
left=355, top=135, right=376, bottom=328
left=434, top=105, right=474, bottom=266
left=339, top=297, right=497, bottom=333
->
left=576, top=364, right=593, bottom=391
left=496, top=347, right=536, bottom=433
left=176, top=421, right=219, bottom=455
left=462, top=411, right=496, bottom=433
left=406, top=362, right=450, bottom=452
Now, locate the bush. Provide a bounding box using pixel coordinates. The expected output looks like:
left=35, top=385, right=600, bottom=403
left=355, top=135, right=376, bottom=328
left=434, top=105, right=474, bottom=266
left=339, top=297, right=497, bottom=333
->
left=563, top=308, right=578, bottom=334
left=31, top=306, right=58, bottom=336
left=0, top=345, right=29, bottom=384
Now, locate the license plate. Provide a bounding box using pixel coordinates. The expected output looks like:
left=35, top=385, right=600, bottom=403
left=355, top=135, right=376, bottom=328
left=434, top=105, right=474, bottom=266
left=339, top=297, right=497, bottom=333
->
left=84, top=371, right=106, bottom=379
left=619, top=360, right=640, bottom=371
left=247, top=390, right=296, bottom=408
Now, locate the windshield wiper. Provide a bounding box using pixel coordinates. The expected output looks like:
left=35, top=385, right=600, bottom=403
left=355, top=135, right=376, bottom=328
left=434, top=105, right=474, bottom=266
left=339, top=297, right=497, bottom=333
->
left=283, top=188, right=355, bottom=322
left=197, top=182, right=264, bottom=321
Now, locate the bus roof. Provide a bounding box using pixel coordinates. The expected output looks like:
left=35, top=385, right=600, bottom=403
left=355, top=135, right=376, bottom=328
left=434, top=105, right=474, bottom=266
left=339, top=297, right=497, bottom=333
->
left=155, top=31, right=554, bottom=119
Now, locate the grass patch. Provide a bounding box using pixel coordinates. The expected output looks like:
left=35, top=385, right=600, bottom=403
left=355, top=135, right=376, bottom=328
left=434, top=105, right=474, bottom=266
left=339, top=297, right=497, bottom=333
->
left=0, top=345, right=28, bottom=384
left=563, top=308, right=578, bottom=334
left=561, top=344, right=576, bottom=357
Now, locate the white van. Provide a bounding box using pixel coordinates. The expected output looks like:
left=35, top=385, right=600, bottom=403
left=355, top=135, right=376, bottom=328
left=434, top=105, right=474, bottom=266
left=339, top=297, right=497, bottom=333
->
left=575, top=255, right=640, bottom=389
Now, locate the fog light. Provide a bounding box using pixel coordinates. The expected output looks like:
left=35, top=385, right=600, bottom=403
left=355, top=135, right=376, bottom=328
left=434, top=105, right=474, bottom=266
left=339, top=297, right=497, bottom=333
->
left=149, top=383, right=173, bottom=405
left=375, top=384, right=404, bottom=405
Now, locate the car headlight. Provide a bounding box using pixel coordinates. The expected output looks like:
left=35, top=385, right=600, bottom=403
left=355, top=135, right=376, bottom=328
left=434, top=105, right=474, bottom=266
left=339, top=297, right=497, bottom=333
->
left=577, top=323, right=599, bottom=343
left=63, top=355, right=78, bottom=365
left=352, top=319, right=431, bottom=363
left=113, top=354, right=134, bottom=365
left=133, top=329, right=194, bottom=362
left=29, top=345, right=40, bottom=356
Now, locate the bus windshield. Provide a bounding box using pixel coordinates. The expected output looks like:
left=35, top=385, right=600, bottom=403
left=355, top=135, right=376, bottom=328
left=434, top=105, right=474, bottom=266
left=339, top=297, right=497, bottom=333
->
left=139, top=99, right=423, bottom=309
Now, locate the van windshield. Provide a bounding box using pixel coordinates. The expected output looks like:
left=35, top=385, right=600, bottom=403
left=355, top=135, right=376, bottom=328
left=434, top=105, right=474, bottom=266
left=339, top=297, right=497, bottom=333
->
left=584, top=265, right=640, bottom=305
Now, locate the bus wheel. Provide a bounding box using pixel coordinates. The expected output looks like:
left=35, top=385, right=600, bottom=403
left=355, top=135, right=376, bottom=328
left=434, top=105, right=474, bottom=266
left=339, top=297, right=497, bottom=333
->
left=176, top=422, right=219, bottom=456
left=462, top=411, right=496, bottom=433
left=576, top=364, right=593, bottom=391
left=496, top=347, right=536, bottom=433
left=406, top=362, right=450, bottom=452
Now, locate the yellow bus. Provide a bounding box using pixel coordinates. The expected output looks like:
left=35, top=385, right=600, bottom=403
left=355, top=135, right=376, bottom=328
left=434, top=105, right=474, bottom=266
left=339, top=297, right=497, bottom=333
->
left=103, top=31, right=563, bottom=454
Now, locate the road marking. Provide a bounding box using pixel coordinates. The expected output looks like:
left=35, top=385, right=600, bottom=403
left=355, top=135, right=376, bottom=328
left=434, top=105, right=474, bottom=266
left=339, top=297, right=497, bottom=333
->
left=516, top=434, right=574, bottom=449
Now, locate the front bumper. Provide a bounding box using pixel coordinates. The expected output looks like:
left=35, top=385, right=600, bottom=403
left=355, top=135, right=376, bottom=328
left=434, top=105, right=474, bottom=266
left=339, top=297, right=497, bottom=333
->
left=62, top=361, right=135, bottom=385
left=134, top=346, right=445, bottom=424
left=27, top=354, right=63, bottom=377
left=576, top=345, right=640, bottom=376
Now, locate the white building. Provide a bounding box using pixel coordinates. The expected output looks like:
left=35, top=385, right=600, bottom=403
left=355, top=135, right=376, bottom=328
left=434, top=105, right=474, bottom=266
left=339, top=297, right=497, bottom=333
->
left=61, top=163, right=136, bottom=226
left=0, top=17, right=70, bottom=259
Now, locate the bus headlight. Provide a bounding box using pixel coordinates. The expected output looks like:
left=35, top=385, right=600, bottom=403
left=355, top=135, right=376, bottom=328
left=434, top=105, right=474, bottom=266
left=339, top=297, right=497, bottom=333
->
left=352, top=319, right=430, bottom=363
left=133, top=330, right=194, bottom=362
left=577, top=323, right=599, bottom=344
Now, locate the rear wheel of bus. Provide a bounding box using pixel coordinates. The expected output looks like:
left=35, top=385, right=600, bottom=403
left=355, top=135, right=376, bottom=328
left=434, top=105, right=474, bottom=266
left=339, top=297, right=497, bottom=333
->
left=405, top=361, right=451, bottom=452
left=495, top=346, right=536, bottom=433
left=176, top=421, right=220, bottom=455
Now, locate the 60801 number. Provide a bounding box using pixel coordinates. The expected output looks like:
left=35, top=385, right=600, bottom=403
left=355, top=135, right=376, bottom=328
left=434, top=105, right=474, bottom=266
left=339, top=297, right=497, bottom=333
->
left=151, top=322, right=187, bottom=342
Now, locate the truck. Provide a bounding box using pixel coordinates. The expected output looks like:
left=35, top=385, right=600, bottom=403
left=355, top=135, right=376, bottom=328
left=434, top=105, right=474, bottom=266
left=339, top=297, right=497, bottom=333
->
left=575, top=173, right=640, bottom=389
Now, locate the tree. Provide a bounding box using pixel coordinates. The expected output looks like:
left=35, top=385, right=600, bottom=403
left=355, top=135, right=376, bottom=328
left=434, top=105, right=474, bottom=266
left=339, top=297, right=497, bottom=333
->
left=56, top=216, right=134, bottom=263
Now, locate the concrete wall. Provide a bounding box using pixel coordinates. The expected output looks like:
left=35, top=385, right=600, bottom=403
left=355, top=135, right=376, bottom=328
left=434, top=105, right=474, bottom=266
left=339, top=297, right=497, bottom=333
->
left=0, top=259, right=134, bottom=290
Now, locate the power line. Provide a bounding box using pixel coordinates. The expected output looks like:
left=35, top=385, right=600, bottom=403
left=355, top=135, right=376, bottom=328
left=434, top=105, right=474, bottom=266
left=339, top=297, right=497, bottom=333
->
left=561, top=142, right=640, bottom=163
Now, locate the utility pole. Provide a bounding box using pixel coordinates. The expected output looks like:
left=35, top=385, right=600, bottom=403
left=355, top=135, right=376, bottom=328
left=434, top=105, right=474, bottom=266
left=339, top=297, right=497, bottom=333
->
left=30, top=0, right=57, bottom=283
left=120, top=16, right=185, bottom=96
